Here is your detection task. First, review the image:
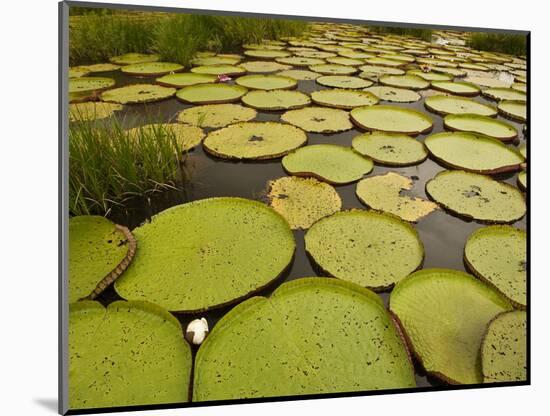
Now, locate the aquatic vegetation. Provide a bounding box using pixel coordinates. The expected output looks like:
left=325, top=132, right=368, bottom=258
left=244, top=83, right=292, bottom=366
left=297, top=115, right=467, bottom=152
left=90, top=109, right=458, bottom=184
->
left=351, top=105, right=433, bottom=135
left=498, top=100, right=527, bottom=122
left=468, top=32, right=527, bottom=56
left=368, top=25, right=433, bottom=41
left=244, top=49, right=291, bottom=59
left=120, top=61, right=183, bottom=76
left=127, top=123, right=205, bottom=152
left=155, top=72, right=217, bottom=87
left=235, top=74, right=297, bottom=90
left=241, top=90, right=311, bottom=110
left=177, top=104, right=257, bottom=128
left=482, top=87, right=527, bottom=102
left=311, top=89, right=379, bottom=109
left=463, top=76, right=511, bottom=89
left=518, top=170, right=527, bottom=191
left=69, top=102, right=123, bottom=122
left=424, top=95, right=497, bottom=117
left=352, top=131, right=428, bottom=166
left=100, top=84, right=176, bottom=104
left=69, top=77, right=115, bottom=94
left=309, top=64, right=357, bottom=75
left=277, top=69, right=321, bottom=80
left=316, top=75, right=373, bottom=89
left=176, top=83, right=247, bottom=104
left=110, top=53, right=160, bottom=65
left=431, top=80, right=481, bottom=96
left=240, top=61, right=292, bottom=73
left=379, top=74, right=430, bottom=90
left=443, top=114, right=518, bottom=141
left=281, top=107, right=353, bottom=133
left=365, top=86, right=421, bottom=103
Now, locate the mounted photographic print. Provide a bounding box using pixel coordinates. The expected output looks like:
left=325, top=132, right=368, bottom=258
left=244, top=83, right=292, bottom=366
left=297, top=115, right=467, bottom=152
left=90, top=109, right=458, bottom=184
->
left=59, top=1, right=529, bottom=414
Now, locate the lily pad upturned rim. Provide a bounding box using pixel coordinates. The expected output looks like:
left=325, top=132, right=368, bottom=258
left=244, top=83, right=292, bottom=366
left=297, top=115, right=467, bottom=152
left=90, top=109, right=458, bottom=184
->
left=175, top=83, right=248, bottom=105
left=235, top=74, right=298, bottom=90
left=431, top=80, right=481, bottom=97
left=379, top=74, right=431, bottom=90
left=351, top=105, right=434, bottom=136
left=120, top=62, right=184, bottom=77
left=109, top=52, right=160, bottom=65
left=443, top=113, right=518, bottom=141
left=497, top=100, right=527, bottom=123
left=155, top=72, right=218, bottom=88
left=281, top=106, right=353, bottom=133
left=351, top=131, right=428, bottom=166
left=190, top=64, right=247, bottom=76
left=424, top=95, right=497, bottom=117
left=176, top=103, right=257, bottom=128
left=241, top=90, right=312, bottom=111
left=482, top=87, right=527, bottom=102
left=315, top=75, right=373, bottom=89
left=69, top=77, right=116, bottom=94
left=311, top=89, right=380, bottom=109
left=100, top=84, right=176, bottom=104
left=363, top=86, right=421, bottom=103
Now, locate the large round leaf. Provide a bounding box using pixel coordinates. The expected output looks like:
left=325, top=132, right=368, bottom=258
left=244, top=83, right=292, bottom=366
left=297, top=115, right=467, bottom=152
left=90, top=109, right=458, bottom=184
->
left=379, top=74, right=430, bottom=90
left=242, top=90, right=311, bottom=110
left=193, top=278, right=416, bottom=401
left=424, top=95, right=497, bottom=117
left=115, top=198, right=295, bottom=312
left=121, top=62, right=183, bottom=77
left=431, top=81, right=480, bottom=96
left=127, top=123, right=205, bottom=152
left=69, top=77, right=115, bottom=94
left=316, top=75, right=373, bottom=89
left=281, top=107, right=352, bottom=133
left=240, top=61, right=292, bottom=73
left=309, top=64, right=358, bottom=75
left=352, top=131, right=428, bottom=166
left=389, top=268, right=513, bottom=384
left=305, top=210, right=424, bottom=290
left=176, top=84, right=248, bottom=104
left=498, top=100, right=526, bottom=122
left=177, top=104, right=256, bottom=128
left=351, top=105, right=433, bottom=136
left=100, top=84, right=176, bottom=104
left=69, top=102, right=123, bottom=122
left=190, top=65, right=246, bottom=76
left=364, top=86, right=421, bottom=103
left=243, top=49, right=291, bottom=59
left=311, top=89, right=379, bottom=109
left=235, top=74, right=297, bottom=90
left=444, top=114, right=518, bottom=141
left=109, top=53, right=159, bottom=65
left=482, top=87, right=526, bottom=102
left=156, top=72, right=217, bottom=88
left=276, top=56, right=325, bottom=67
left=277, top=69, right=321, bottom=80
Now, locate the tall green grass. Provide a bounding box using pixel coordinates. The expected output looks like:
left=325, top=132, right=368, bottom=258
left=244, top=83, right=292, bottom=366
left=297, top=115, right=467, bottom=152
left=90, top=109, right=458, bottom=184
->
left=468, top=32, right=527, bottom=56
left=368, top=25, right=433, bottom=42
left=69, top=118, right=186, bottom=216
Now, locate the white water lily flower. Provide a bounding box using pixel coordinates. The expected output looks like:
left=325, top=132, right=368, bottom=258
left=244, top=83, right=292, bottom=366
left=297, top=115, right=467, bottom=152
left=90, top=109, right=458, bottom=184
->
left=185, top=318, right=209, bottom=345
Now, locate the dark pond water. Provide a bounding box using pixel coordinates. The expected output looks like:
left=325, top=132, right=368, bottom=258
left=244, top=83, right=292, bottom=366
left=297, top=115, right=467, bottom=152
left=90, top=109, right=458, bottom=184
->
left=95, top=68, right=527, bottom=389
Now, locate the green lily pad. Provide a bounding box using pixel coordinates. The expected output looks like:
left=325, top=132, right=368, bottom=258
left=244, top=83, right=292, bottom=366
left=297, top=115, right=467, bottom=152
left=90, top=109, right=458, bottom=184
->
left=69, top=300, right=192, bottom=409
left=243, top=49, right=291, bottom=59
left=115, top=197, right=295, bottom=312
left=282, top=144, right=373, bottom=184
left=267, top=176, right=342, bottom=229
left=127, top=123, right=205, bottom=152
left=432, top=66, right=467, bottom=77
left=316, top=75, right=373, bottom=89
left=424, top=132, right=524, bottom=173
left=425, top=95, right=497, bottom=116
left=465, top=225, right=526, bottom=307
left=444, top=114, right=518, bottom=141
left=177, top=104, right=256, bottom=128
left=69, top=77, right=115, bottom=94
left=431, top=81, right=481, bottom=96
left=359, top=65, right=405, bottom=78
left=459, top=62, right=490, bottom=71
left=69, top=67, right=90, bottom=78
left=69, top=216, right=135, bottom=303
left=69, top=102, right=123, bottom=122
left=425, top=170, right=526, bottom=223
left=356, top=172, right=438, bottom=222
left=100, top=84, right=175, bottom=104
left=235, top=74, right=297, bottom=90
left=482, top=87, right=527, bottom=102
left=176, top=84, right=248, bottom=104
left=305, top=210, right=423, bottom=290
left=498, top=100, right=526, bottom=122
left=275, top=56, right=325, bottom=66
left=365, top=57, right=406, bottom=67
left=511, top=83, right=527, bottom=92
left=309, top=64, right=358, bottom=75
left=109, top=53, right=159, bottom=65
left=519, top=143, right=527, bottom=159
left=326, top=56, right=364, bottom=66
left=80, top=63, right=121, bottom=73
left=156, top=72, right=217, bottom=88
left=191, top=56, right=241, bottom=66
left=352, top=131, right=428, bottom=166
left=364, top=86, right=421, bottom=103
left=203, top=121, right=307, bottom=160
left=518, top=170, right=527, bottom=191
left=242, top=90, right=311, bottom=110
left=311, top=89, right=379, bottom=109
left=121, top=62, right=183, bottom=77
left=407, top=70, right=453, bottom=81
left=379, top=74, right=430, bottom=90
left=190, top=65, right=246, bottom=76
left=295, top=50, right=337, bottom=59
left=351, top=105, right=433, bottom=136
left=481, top=311, right=527, bottom=383
left=193, top=277, right=415, bottom=401
left=277, top=69, right=321, bottom=80
left=239, top=61, right=292, bottom=73
left=463, top=76, right=511, bottom=89
left=389, top=268, right=513, bottom=384
left=281, top=107, right=352, bottom=133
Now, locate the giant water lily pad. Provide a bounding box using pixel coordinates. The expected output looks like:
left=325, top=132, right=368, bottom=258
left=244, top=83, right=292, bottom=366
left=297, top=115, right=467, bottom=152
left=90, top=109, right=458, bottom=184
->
left=156, top=72, right=217, bottom=87
left=309, top=64, right=357, bottom=75
left=282, top=144, right=373, bottom=184
left=431, top=81, right=480, bottom=96
left=240, top=61, right=292, bottom=73
left=244, top=49, right=291, bottom=59
left=389, top=268, right=513, bottom=384
left=352, top=132, right=428, bottom=166
left=281, top=107, right=352, bottom=133
left=203, top=121, right=306, bottom=160
left=176, top=84, right=248, bottom=104
left=481, top=311, right=527, bottom=383
left=100, top=84, right=176, bottom=104
left=351, top=105, right=433, bottom=135
left=326, top=56, right=364, bottom=66
left=115, top=198, right=295, bottom=312
left=425, top=95, right=497, bottom=116
left=407, top=70, right=453, bottom=82
left=191, top=65, right=246, bottom=76
left=316, top=75, right=373, bottom=89
left=109, top=53, right=159, bottom=65
left=69, top=67, right=90, bottom=78
left=424, top=132, right=524, bottom=173
left=482, top=87, right=527, bottom=102
left=465, top=226, right=526, bottom=307
left=177, top=104, right=256, bottom=128
left=69, top=216, right=135, bottom=303
left=305, top=210, right=423, bottom=290
left=79, top=63, right=121, bottom=73
left=69, top=77, right=115, bottom=94
left=364, top=86, right=421, bottom=103
left=425, top=170, right=526, bottom=223
left=311, top=89, right=379, bottom=109
left=193, top=277, right=415, bottom=401
left=276, top=56, right=325, bottom=67
left=236, top=74, right=297, bottom=90
left=191, top=56, right=241, bottom=66
left=69, top=300, right=192, bottom=409
left=359, top=65, right=405, bottom=78
left=277, top=69, right=321, bottom=80
left=121, top=62, right=183, bottom=76
left=379, top=74, right=430, bottom=90
left=242, top=90, right=311, bottom=110
left=518, top=170, right=527, bottom=191
left=69, top=102, right=123, bottom=122
left=127, top=123, right=205, bottom=152
left=444, top=114, right=518, bottom=141
left=356, top=173, right=438, bottom=222
left=498, top=100, right=526, bottom=122
left=267, top=177, right=342, bottom=229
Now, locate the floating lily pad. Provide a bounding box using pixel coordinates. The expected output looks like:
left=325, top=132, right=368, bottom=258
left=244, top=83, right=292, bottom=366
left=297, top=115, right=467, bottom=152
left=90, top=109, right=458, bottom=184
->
left=425, top=170, right=526, bottom=223
left=203, top=121, right=306, bottom=160
left=193, top=277, right=415, bottom=401
left=156, top=72, right=217, bottom=87
left=356, top=173, right=438, bottom=222
left=267, top=177, right=342, bottom=229
left=81, top=63, right=121, bottom=73
left=309, top=64, right=357, bottom=75
left=115, top=198, right=295, bottom=312
left=121, top=62, right=183, bottom=77
left=277, top=69, right=321, bottom=80
left=69, top=102, right=123, bottom=122
left=432, top=66, right=467, bottom=77
left=127, top=123, right=205, bottom=152
left=431, top=81, right=481, bottom=96
left=305, top=210, right=423, bottom=290
left=235, top=74, right=297, bottom=90
left=311, top=89, right=379, bottom=109
left=424, top=94, right=496, bottom=116
left=69, top=216, right=135, bottom=303
left=424, top=132, right=524, bottom=173
left=463, top=76, right=511, bottom=88
left=519, top=143, right=527, bottom=159
left=176, top=84, right=248, bottom=104
left=191, top=65, right=246, bottom=76
left=359, top=65, right=405, bottom=77
left=281, top=107, right=352, bottom=133
left=191, top=56, right=241, bottom=66
left=109, top=53, right=159, bottom=65
left=364, top=86, right=421, bottom=103
left=69, top=67, right=90, bottom=78
left=100, top=84, right=176, bottom=104
left=326, top=56, right=364, bottom=66
left=316, top=75, right=373, bottom=89
left=242, top=90, right=311, bottom=110
left=295, top=50, right=337, bottom=59
left=365, top=57, right=406, bottom=67
left=239, top=61, right=292, bottom=73
left=498, top=100, right=526, bottom=122
left=276, top=56, right=325, bottom=66
left=482, top=87, right=527, bottom=102
left=244, top=49, right=291, bottom=59
left=465, top=226, right=526, bottom=307
left=379, top=74, right=430, bottom=90
left=407, top=70, right=453, bottom=81
left=459, top=62, right=490, bottom=71
left=389, top=268, right=512, bottom=384
left=69, top=300, right=192, bottom=409
left=352, top=131, right=428, bottom=166
left=69, top=77, right=115, bottom=94
left=177, top=104, right=256, bottom=128
left=511, top=83, right=527, bottom=92
left=282, top=144, right=373, bottom=184
left=444, top=114, right=518, bottom=141
left=518, top=170, right=527, bottom=191
left=351, top=105, right=433, bottom=136
left=481, top=311, right=527, bottom=383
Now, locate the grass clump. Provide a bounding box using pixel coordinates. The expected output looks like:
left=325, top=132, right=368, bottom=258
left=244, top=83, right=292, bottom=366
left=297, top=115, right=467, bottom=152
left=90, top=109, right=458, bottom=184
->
left=69, top=118, right=186, bottom=216
left=468, top=32, right=527, bottom=56
left=368, top=25, right=433, bottom=42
